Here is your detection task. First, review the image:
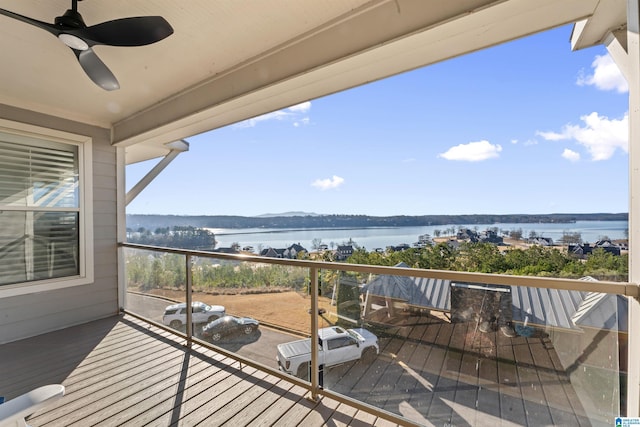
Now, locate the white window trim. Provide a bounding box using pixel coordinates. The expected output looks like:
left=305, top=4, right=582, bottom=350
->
left=0, top=119, right=94, bottom=297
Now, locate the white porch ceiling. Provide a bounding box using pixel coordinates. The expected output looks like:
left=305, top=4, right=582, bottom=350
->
left=0, top=0, right=625, bottom=164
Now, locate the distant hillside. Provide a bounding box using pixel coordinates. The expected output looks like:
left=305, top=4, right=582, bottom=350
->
left=126, top=213, right=628, bottom=231
left=257, top=211, right=321, bottom=218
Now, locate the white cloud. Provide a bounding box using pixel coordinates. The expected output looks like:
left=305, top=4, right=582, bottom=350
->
left=311, top=175, right=344, bottom=191
left=537, top=112, right=628, bottom=161
left=234, top=111, right=288, bottom=128
left=562, top=148, right=581, bottom=162
left=438, top=140, right=502, bottom=162
left=234, top=101, right=312, bottom=128
left=288, top=101, right=311, bottom=113
left=577, top=54, right=628, bottom=93
left=293, top=117, right=310, bottom=127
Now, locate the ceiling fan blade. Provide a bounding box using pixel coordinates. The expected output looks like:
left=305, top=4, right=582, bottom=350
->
left=75, top=48, right=120, bottom=91
left=78, top=16, right=173, bottom=47
left=0, top=8, right=59, bottom=35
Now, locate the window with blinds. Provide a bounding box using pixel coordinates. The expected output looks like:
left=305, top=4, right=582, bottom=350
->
left=0, top=138, right=80, bottom=286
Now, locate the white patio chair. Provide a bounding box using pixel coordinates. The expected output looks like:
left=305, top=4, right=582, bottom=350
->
left=0, top=384, right=65, bottom=427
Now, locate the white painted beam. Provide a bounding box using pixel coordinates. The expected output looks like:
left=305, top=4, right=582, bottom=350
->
left=125, top=140, right=189, bottom=205
left=114, top=0, right=598, bottom=162
left=606, top=29, right=630, bottom=81
left=627, top=0, right=640, bottom=416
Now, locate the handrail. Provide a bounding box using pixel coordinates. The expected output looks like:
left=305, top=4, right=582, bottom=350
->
left=119, top=242, right=638, bottom=297
left=185, top=254, right=193, bottom=346
left=120, top=241, right=423, bottom=427
left=119, top=240, right=634, bottom=426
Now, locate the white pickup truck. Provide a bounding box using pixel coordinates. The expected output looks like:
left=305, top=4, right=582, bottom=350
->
left=276, top=326, right=379, bottom=379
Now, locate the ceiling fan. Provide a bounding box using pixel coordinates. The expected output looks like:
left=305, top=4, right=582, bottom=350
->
left=0, top=0, right=173, bottom=91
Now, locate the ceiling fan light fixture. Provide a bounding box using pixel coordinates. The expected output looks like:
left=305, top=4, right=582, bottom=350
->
left=59, top=33, right=88, bottom=50
left=0, top=1, right=173, bottom=91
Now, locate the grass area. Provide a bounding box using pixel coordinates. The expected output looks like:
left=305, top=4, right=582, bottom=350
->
left=146, top=288, right=336, bottom=334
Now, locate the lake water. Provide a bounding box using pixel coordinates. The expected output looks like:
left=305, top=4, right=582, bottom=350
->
left=208, top=220, right=629, bottom=252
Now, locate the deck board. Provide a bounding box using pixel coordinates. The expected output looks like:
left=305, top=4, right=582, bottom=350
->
left=1, top=316, right=396, bottom=427
left=220, top=380, right=296, bottom=426
left=425, top=322, right=458, bottom=423
left=0, top=313, right=601, bottom=426
left=245, top=384, right=308, bottom=426
left=452, top=322, right=480, bottom=426
left=495, top=335, right=526, bottom=425
left=512, top=336, right=554, bottom=425
left=100, top=350, right=222, bottom=426
left=200, top=374, right=287, bottom=426
left=91, top=352, right=237, bottom=426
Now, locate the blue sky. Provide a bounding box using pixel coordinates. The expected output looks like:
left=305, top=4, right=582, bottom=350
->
left=126, top=24, right=629, bottom=217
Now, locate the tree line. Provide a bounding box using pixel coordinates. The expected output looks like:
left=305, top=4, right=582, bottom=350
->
left=339, top=242, right=628, bottom=282
left=127, top=226, right=217, bottom=251
left=127, top=212, right=628, bottom=231
left=126, top=239, right=628, bottom=296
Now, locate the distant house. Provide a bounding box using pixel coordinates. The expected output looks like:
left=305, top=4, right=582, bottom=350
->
left=335, top=245, right=354, bottom=261
left=479, top=229, right=504, bottom=244
left=284, top=243, right=307, bottom=259
left=529, top=236, right=554, bottom=246
left=260, top=247, right=283, bottom=258
left=454, top=228, right=504, bottom=245
left=413, top=234, right=433, bottom=248
left=387, top=243, right=411, bottom=252
left=260, top=243, right=308, bottom=259
left=569, top=240, right=621, bottom=257
left=456, top=228, right=479, bottom=242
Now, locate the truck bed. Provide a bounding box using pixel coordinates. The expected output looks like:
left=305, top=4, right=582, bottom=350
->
left=277, top=338, right=312, bottom=359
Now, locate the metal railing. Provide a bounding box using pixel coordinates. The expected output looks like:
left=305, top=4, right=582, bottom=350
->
left=119, top=241, right=637, bottom=425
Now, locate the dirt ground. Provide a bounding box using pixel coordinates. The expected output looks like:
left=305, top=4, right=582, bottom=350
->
left=146, top=288, right=336, bottom=334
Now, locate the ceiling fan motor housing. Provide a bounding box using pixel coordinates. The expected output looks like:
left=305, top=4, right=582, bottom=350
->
left=55, top=9, right=86, bottom=29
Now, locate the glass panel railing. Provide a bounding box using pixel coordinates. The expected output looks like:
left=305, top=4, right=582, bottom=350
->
left=124, top=247, right=188, bottom=327
left=315, top=274, right=624, bottom=426
left=191, top=257, right=310, bottom=371
left=121, top=244, right=627, bottom=426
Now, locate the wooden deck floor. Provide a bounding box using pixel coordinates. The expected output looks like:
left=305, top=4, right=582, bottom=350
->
left=0, top=314, right=600, bottom=426
left=321, top=318, right=595, bottom=426
left=0, top=315, right=400, bottom=427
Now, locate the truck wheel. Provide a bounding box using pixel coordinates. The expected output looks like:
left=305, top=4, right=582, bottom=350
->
left=362, top=347, right=377, bottom=363
left=297, top=362, right=310, bottom=380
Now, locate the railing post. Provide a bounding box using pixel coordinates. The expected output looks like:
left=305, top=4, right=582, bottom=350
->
left=185, top=254, right=193, bottom=348
left=627, top=0, right=640, bottom=415
left=309, top=267, right=320, bottom=401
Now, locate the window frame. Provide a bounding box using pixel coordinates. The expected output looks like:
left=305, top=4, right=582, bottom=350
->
left=0, top=119, right=94, bottom=297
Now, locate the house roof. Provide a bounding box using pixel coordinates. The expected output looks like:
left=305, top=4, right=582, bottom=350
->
left=363, top=269, right=626, bottom=332
left=0, top=0, right=618, bottom=165
left=363, top=263, right=452, bottom=311
left=510, top=285, right=587, bottom=331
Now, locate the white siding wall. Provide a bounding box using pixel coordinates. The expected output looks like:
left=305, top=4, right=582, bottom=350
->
left=0, top=105, right=119, bottom=344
